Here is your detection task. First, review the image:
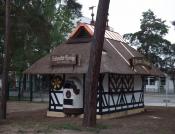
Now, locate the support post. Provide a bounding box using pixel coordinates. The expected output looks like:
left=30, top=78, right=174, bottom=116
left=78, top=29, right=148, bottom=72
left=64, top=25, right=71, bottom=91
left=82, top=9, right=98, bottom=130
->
left=18, top=76, right=22, bottom=101
left=141, top=76, right=145, bottom=107
left=34, top=75, right=37, bottom=92
left=23, top=74, right=26, bottom=92
left=83, top=0, right=110, bottom=127
left=29, top=75, right=33, bottom=102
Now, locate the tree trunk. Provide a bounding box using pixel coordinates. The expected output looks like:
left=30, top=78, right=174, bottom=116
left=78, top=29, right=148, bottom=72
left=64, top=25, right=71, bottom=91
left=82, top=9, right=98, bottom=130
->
left=0, top=0, right=10, bottom=119
left=83, top=0, right=110, bottom=127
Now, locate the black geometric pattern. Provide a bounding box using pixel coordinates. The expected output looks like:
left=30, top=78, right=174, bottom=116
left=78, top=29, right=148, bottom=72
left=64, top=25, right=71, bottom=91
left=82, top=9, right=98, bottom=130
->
left=109, top=74, right=134, bottom=92
left=49, top=91, right=63, bottom=112
left=49, top=75, right=65, bottom=112
left=97, top=74, right=144, bottom=114
left=48, top=73, right=144, bottom=114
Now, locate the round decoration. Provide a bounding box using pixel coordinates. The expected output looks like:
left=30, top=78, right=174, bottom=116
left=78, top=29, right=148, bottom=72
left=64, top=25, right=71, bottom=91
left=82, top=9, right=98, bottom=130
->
left=72, top=84, right=80, bottom=95
left=66, top=90, right=71, bottom=98
left=51, top=76, right=63, bottom=90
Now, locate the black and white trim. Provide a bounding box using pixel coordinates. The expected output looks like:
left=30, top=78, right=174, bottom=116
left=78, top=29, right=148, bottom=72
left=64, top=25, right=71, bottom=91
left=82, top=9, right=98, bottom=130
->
left=97, top=74, right=144, bottom=115
left=49, top=75, right=65, bottom=112
left=49, top=73, right=144, bottom=115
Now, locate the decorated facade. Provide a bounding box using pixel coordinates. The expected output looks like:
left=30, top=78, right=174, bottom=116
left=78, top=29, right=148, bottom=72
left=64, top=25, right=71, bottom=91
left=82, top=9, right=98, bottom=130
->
left=25, top=23, right=162, bottom=118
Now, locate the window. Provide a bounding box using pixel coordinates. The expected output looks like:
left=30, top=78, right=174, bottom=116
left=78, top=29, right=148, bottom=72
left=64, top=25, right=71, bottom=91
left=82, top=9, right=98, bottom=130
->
left=144, top=78, right=148, bottom=85
left=76, top=29, right=91, bottom=38
left=160, top=77, right=166, bottom=85
left=150, top=77, right=155, bottom=85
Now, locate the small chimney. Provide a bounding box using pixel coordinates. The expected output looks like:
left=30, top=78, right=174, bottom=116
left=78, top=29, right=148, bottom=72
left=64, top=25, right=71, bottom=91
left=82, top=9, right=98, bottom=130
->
left=89, top=6, right=96, bottom=25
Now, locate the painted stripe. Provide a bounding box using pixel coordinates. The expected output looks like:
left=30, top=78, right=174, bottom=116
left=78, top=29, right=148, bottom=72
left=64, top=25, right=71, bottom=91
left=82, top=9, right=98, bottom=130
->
left=110, top=107, right=116, bottom=111
left=56, top=93, right=63, bottom=104
left=51, top=93, right=58, bottom=104
left=108, top=31, right=116, bottom=39
left=87, top=24, right=94, bottom=32
left=105, top=31, right=112, bottom=39
left=56, top=106, right=63, bottom=110
left=142, top=65, right=149, bottom=73
left=120, top=42, right=135, bottom=57
left=87, top=24, right=126, bottom=42
left=119, top=42, right=137, bottom=72
left=112, top=32, right=120, bottom=41
left=117, top=34, right=126, bottom=42
left=113, top=32, right=122, bottom=41
left=102, top=95, right=108, bottom=106
left=115, top=33, right=122, bottom=41
left=107, top=39, right=130, bottom=65
left=102, top=108, right=109, bottom=112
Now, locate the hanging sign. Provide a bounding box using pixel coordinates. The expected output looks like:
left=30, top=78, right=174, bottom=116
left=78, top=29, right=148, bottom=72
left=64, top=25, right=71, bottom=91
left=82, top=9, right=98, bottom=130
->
left=51, top=54, right=77, bottom=65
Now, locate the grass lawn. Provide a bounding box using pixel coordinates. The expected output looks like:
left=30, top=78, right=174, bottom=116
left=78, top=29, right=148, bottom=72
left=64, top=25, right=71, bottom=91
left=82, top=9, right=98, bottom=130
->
left=0, top=101, right=175, bottom=134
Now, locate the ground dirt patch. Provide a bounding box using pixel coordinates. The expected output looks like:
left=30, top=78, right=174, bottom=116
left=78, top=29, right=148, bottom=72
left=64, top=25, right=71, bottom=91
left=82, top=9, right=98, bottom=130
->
left=0, top=101, right=175, bottom=134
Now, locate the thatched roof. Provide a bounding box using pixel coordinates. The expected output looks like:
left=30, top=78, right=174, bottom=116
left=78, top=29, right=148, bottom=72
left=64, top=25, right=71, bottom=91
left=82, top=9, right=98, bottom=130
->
left=24, top=23, right=163, bottom=76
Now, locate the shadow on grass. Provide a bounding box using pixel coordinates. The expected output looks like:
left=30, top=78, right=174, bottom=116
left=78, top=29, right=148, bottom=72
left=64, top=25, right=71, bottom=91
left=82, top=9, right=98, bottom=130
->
left=47, top=122, right=82, bottom=131
left=45, top=122, right=109, bottom=133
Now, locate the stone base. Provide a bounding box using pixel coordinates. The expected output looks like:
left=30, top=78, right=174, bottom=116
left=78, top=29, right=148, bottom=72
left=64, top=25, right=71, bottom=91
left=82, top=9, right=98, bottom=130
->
left=47, top=108, right=144, bottom=119
left=96, top=108, right=144, bottom=119
left=47, top=111, right=66, bottom=117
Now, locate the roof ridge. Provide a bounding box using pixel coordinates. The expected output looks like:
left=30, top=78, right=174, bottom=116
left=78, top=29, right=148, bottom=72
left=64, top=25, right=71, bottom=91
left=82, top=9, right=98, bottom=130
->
left=71, top=23, right=126, bottom=43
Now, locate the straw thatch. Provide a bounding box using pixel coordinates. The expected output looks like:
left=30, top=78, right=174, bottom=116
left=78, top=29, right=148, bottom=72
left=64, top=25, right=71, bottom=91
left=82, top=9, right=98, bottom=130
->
left=24, top=23, right=163, bottom=76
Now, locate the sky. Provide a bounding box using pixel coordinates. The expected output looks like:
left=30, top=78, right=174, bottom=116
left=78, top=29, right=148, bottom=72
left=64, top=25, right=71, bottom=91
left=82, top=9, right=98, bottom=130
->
left=77, top=0, right=175, bottom=43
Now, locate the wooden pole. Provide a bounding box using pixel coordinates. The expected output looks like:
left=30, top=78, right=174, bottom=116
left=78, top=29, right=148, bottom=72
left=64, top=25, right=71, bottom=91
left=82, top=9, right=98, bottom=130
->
left=0, top=0, right=10, bottom=119
left=18, top=76, right=22, bottom=101
left=23, top=74, right=26, bottom=93
left=29, top=75, right=33, bottom=102
left=83, top=0, right=110, bottom=127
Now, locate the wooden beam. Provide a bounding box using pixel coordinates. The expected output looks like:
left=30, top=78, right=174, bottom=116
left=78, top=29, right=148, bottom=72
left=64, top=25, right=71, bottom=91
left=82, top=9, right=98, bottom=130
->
left=83, top=0, right=110, bottom=127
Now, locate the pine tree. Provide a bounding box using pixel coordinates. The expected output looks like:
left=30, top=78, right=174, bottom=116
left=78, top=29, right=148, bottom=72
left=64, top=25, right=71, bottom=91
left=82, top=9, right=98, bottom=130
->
left=124, top=9, right=171, bottom=68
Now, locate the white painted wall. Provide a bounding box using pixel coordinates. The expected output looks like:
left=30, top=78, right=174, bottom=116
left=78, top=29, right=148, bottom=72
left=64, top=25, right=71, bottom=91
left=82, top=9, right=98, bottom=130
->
left=102, top=74, right=108, bottom=92
left=164, top=75, right=174, bottom=94
left=63, top=74, right=84, bottom=109
left=133, top=75, right=143, bottom=105
left=107, top=75, right=143, bottom=111
left=52, top=74, right=144, bottom=113
left=51, top=74, right=84, bottom=110
left=134, top=75, right=142, bottom=91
